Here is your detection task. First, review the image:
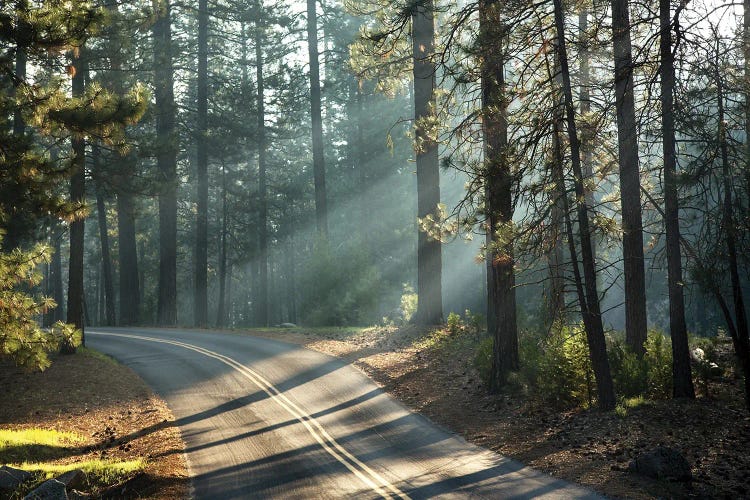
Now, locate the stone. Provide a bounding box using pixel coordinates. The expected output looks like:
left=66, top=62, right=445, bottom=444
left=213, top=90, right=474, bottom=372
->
left=277, top=323, right=297, bottom=328
left=0, top=465, right=32, bottom=492
left=628, top=446, right=692, bottom=482
left=55, top=470, right=84, bottom=490
left=23, top=479, right=68, bottom=499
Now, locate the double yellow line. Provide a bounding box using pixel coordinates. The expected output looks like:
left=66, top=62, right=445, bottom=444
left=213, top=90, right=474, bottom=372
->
left=89, top=331, right=410, bottom=500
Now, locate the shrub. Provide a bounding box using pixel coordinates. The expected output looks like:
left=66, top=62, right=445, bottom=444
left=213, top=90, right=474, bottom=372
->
left=643, top=331, right=673, bottom=398
left=609, top=330, right=672, bottom=400
left=446, top=312, right=462, bottom=335
left=399, top=284, right=418, bottom=323
left=474, top=336, right=493, bottom=385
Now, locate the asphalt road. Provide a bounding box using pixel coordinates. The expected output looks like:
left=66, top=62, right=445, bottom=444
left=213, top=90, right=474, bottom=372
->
left=88, top=327, right=602, bottom=499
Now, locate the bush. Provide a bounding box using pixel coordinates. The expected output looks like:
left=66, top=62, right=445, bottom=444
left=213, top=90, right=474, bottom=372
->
left=609, top=330, right=673, bottom=400
left=474, top=336, right=493, bottom=384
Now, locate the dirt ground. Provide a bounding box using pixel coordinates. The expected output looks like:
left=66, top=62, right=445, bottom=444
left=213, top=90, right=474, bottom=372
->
left=0, top=348, right=189, bottom=499
left=246, top=325, right=750, bottom=499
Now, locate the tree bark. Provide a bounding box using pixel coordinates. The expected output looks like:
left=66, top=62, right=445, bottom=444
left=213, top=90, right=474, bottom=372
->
left=307, top=0, right=329, bottom=238
left=717, top=68, right=750, bottom=408
left=64, top=48, right=87, bottom=352
left=411, top=0, right=443, bottom=325
left=552, top=0, right=616, bottom=409
left=153, top=0, right=178, bottom=325
left=117, top=189, right=140, bottom=325
left=194, top=0, right=209, bottom=327
left=659, top=0, right=695, bottom=399
left=256, top=17, right=269, bottom=327
left=93, top=146, right=116, bottom=326
left=217, top=162, right=228, bottom=328
left=611, top=0, right=648, bottom=355
left=480, top=0, right=518, bottom=388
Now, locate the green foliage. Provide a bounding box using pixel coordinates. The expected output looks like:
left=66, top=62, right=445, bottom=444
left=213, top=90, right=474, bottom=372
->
left=399, top=284, right=418, bottom=323
left=535, top=325, right=595, bottom=407
left=299, top=239, right=382, bottom=326
left=446, top=312, right=462, bottom=335
left=690, top=334, right=723, bottom=396
left=0, top=239, right=81, bottom=370
left=609, top=330, right=673, bottom=400
left=474, top=335, right=494, bottom=386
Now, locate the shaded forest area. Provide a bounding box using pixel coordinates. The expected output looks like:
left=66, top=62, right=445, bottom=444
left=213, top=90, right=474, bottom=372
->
left=2, top=0, right=750, bottom=413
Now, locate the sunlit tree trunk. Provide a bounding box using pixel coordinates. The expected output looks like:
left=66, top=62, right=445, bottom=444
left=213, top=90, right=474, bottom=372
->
left=411, top=0, right=443, bottom=325
left=217, top=162, right=228, bottom=328
left=611, top=0, right=648, bottom=355
left=659, top=0, right=694, bottom=399
left=553, top=0, right=615, bottom=409
left=480, top=0, right=518, bottom=388
left=256, top=16, right=269, bottom=327
left=64, top=48, right=87, bottom=352
left=194, top=0, right=209, bottom=327
left=153, top=0, right=178, bottom=325
left=307, top=0, right=328, bottom=237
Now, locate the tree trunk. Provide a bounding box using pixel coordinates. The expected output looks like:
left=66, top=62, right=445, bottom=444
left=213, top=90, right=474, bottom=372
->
left=153, top=0, right=178, bottom=326
left=13, top=0, right=26, bottom=137
left=217, top=162, right=228, bottom=328
left=611, top=0, right=648, bottom=355
left=93, top=146, right=116, bottom=326
left=480, top=0, right=518, bottom=388
left=256, top=17, right=269, bottom=327
left=194, top=0, right=208, bottom=327
left=307, top=0, right=328, bottom=238
left=717, top=69, right=750, bottom=408
left=117, top=190, right=140, bottom=325
left=553, top=0, right=616, bottom=409
left=64, top=48, right=87, bottom=352
left=411, top=0, right=443, bottom=325
left=659, top=0, right=695, bottom=399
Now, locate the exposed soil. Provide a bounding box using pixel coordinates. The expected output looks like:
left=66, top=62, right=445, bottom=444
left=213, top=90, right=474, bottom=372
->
left=0, top=349, right=189, bottom=499
left=245, top=325, right=750, bottom=499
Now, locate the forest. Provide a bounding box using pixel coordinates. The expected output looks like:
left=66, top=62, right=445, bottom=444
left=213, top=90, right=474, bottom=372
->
left=2, top=0, right=750, bottom=415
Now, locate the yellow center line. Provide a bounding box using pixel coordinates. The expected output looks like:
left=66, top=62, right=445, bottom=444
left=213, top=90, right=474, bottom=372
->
left=89, top=330, right=411, bottom=500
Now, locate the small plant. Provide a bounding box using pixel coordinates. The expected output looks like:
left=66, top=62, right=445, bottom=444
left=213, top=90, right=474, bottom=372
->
left=446, top=312, right=463, bottom=335
left=691, top=335, right=723, bottom=397
left=474, top=336, right=494, bottom=385
left=399, top=284, right=418, bottom=324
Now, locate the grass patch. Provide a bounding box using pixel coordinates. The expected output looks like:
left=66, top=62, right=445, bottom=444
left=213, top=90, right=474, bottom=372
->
left=615, top=395, right=651, bottom=417
left=19, top=458, right=145, bottom=483
left=0, top=428, right=84, bottom=448
left=0, top=428, right=85, bottom=463
left=78, top=346, right=118, bottom=365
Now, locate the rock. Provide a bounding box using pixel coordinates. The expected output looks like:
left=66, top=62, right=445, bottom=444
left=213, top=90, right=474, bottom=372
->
left=56, top=470, right=84, bottom=491
left=24, top=479, right=68, bottom=499
left=628, top=446, right=692, bottom=482
left=68, top=490, right=89, bottom=500
left=0, top=465, right=32, bottom=492
left=277, top=323, right=297, bottom=328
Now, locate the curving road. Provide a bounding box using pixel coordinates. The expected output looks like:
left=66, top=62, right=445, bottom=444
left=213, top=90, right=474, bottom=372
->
left=88, top=327, right=602, bottom=499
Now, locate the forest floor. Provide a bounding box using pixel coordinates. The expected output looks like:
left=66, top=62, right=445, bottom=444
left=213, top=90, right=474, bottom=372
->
left=0, top=348, right=189, bottom=499
left=246, top=325, right=750, bottom=499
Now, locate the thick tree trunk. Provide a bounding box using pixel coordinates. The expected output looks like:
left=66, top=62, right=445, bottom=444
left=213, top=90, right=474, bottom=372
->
left=13, top=1, right=26, bottom=137
left=611, top=0, right=648, bottom=355
left=659, top=0, right=695, bottom=399
left=64, top=48, right=87, bottom=352
left=307, top=0, right=328, bottom=238
left=411, top=0, right=443, bottom=325
left=256, top=19, right=269, bottom=327
left=153, top=0, right=178, bottom=325
left=118, top=190, right=140, bottom=325
left=93, top=147, right=116, bottom=326
left=194, top=0, right=208, bottom=327
left=480, top=0, right=518, bottom=388
left=552, top=0, right=616, bottom=409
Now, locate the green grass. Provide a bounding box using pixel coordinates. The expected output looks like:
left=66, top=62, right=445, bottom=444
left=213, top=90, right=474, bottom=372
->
left=615, top=395, right=651, bottom=417
left=78, top=346, right=119, bottom=365
left=20, top=458, right=145, bottom=483
left=0, top=429, right=84, bottom=448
